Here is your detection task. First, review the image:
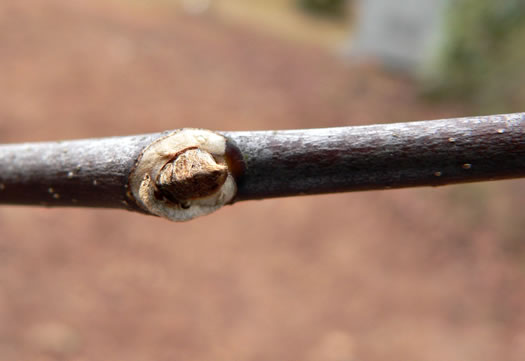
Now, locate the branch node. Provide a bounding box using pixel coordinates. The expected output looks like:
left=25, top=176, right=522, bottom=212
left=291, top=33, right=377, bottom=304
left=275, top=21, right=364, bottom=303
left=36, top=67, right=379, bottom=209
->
left=129, top=129, right=237, bottom=221
left=156, top=148, right=228, bottom=203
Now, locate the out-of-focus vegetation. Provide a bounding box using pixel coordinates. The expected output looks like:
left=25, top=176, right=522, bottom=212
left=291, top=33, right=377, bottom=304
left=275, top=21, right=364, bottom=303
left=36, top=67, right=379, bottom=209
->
left=424, top=0, right=525, bottom=112
left=296, top=0, right=348, bottom=19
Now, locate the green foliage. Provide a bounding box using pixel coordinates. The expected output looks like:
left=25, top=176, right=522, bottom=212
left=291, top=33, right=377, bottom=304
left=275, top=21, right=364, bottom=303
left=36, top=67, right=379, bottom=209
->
left=296, top=0, right=347, bottom=19
left=424, top=0, right=525, bottom=112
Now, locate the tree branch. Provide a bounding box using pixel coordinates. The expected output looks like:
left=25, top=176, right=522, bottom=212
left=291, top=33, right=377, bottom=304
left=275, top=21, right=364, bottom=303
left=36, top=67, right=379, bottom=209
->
left=0, top=113, right=524, bottom=221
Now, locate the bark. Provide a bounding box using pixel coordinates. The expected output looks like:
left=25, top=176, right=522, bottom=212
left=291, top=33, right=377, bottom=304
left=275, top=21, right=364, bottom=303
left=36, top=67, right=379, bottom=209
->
left=0, top=113, right=524, bottom=217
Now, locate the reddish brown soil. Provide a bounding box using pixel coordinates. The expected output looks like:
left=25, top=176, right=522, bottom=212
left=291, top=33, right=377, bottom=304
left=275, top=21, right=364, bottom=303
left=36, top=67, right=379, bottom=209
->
left=0, top=1, right=524, bottom=360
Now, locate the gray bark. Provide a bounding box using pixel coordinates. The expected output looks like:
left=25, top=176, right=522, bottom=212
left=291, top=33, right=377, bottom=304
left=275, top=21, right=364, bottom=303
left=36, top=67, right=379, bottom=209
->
left=0, top=113, right=524, bottom=215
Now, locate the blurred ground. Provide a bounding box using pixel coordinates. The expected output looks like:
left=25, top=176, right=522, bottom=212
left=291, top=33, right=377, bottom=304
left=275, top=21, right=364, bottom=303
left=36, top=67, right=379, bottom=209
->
left=0, top=1, right=524, bottom=360
left=125, top=0, right=351, bottom=48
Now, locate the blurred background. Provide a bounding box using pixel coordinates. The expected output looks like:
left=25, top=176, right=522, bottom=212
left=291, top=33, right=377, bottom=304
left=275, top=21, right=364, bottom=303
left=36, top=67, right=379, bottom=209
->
left=0, top=0, right=524, bottom=360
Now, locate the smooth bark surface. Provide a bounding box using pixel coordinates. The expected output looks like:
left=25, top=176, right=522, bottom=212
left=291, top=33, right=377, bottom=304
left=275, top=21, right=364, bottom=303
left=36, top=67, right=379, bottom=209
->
left=0, top=132, right=163, bottom=212
left=0, top=113, right=524, bottom=214
left=228, top=113, right=525, bottom=200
